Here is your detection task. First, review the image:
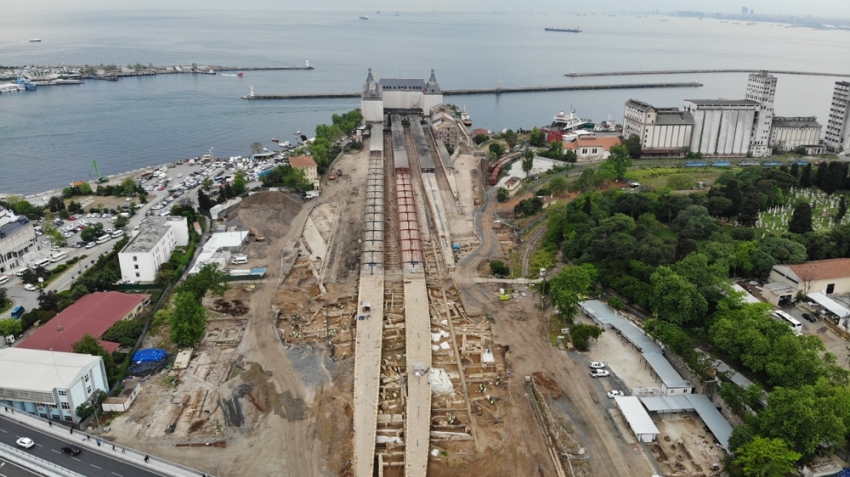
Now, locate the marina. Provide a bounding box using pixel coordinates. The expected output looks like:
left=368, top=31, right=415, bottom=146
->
left=243, top=81, right=704, bottom=100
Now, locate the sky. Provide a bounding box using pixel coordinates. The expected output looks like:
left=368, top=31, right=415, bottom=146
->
left=7, top=0, right=850, bottom=18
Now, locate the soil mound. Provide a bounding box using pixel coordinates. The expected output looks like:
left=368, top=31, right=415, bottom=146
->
left=238, top=192, right=302, bottom=238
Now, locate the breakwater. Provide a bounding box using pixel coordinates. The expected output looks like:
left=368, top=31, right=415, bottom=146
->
left=566, top=69, right=850, bottom=78
left=242, top=81, right=703, bottom=100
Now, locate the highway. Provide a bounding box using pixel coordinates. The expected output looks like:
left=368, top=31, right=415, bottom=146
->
left=0, top=416, right=166, bottom=477
left=0, top=457, right=42, bottom=477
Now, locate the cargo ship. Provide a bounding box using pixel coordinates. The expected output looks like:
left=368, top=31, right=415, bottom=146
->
left=544, top=27, right=581, bottom=33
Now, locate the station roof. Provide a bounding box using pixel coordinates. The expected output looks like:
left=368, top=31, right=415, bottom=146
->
left=0, top=348, right=102, bottom=393
left=639, top=395, right=695, bottom=413
left=808, top=292, right=850, bottom=318
left=643, top=352, right=693, bottom=390
left=684, top=394, right=733, bottom=451
left=614, top=396, right=659, bottom=436
left=18, top=292, right=149, bottom=353
left=580, top=300, right=662, bottom=354
left=379, top=78, right=426, bottom=90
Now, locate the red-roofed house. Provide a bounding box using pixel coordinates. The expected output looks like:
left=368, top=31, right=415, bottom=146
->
left=288, top=156, right=319, bottom=189
left=763, top=258, right=850, bottom=305
left=563, top=135, right=622, bottom=162
left=18, top=292, right=150, bottom=354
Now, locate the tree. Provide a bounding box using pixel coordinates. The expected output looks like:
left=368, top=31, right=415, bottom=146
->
left=113, top=215, right=129, bottom=229
left=201, top=177, right=213, bottom=192
left=738, top=193, right=761, bottom=227
left=799, top=163, right=812, bottom=188
left=570, top=324, right=604, bottom=351
left=822, top=162, right=846, bottom=195
left=489, top=260, right=510, bottom=277
left=37, top=291, right=61, bottom=311
left=503, top=129, right=518, bottom=149
left=0, top=318, right=22, bottom=338
left=622, top=134, right=642, bottom=159
left=757, top=385, right=846, bottom=458
left=0, top=287, right=6, bottom=307
left=251, top=142, right=263, bottom=154
left=549, top=176, right=568, bottom=196
left=521, top=148, right=534, bottom=179
left=674, top=238, right=698, bottom=261
left=177, top=262, right=228, bottom=300
left=672, top=205, right=716, bottom=239
left=473, top=133, right=489, bottom=145
left=80, top=222, right=104, bottom=242
left=788, top=201, right=813, bottom=234
left=575, top=168, right=598, bottom=193
left=232, top=171, right=247, bottom=196
left=47, top=196, right=66, bottom=212
left=101, top=319, right=144, bottom=347
left=72, top=333, right=114, bottom=380
left=529, top=127, right=546, bottom=147
left=549, top=264, right=598, bottom=322
left=649, top=266, right=708, bottom=326
left=197, top=189, right=213, bottom=212
left=496, top=187, right=510, bottom=202
left=707, top=196, right=734, bottom=217
left=20, top=269, right=38, bottom=286
left=723, top=180, right=743, bottom=216
left=488, top=142, right=505, bottom=157
left=836, top=196, right=847, bottom=224
left=815, top=161, right=828, bottom=189
left=169, top=292, right=207, bottom=346
left=735, top=437, right=801, bottom=477
left=604, top=144, right=632, bottom=180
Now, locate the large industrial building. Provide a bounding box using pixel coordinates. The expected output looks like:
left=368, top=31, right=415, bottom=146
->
left=361, top=68, right=443, bottom=122
left=825, top=81, right=850, bottom=152
left=682, top=99, right=758, bottom=156
left=0, top=348, right=108, bottom=424
left=0, top=207, right=36, bottom=275
left=622, top=99, right=694, bottom=156
left=769, top=116, right=823, bottom=152
left=745, top=71, right=777, bottom=157
left=118, top=215, right=189, bottom=282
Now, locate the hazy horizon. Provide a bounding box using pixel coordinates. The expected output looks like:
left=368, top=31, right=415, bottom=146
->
left=6, top=1, right=850, bottom=19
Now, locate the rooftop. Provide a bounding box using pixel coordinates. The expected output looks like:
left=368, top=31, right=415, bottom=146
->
left=18, top=292, right=149, bottom=354
left=121, top=216, right=172, bottom=254
left=683, top=99, right=760, bottom=107
left=379, top=78, right=426, bottom=90
left=0, top=348, right=102, bottom=393
left=625, top=99, right=653, bottom=111
left=613, top=396, right=660, bottom=436
left=772, top=116, right=822, bottom=129
left=563, top=135, right=622, bottom=150
left=289, top=156, right=318, bottom=169
left=781, top=258, right=850, bottom=282
left=655, top=110, right=694, bottom=126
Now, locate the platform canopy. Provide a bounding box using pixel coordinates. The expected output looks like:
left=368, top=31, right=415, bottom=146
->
left=808, top=292, right=850, bottom=318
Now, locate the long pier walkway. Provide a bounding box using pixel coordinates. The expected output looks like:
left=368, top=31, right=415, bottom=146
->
left=242, top=81, right=702, bottom=100
left=565, top=69, right=850, bottom=78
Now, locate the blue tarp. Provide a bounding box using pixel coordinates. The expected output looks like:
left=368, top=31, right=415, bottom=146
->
left=133, top=348, right=169, bottom=363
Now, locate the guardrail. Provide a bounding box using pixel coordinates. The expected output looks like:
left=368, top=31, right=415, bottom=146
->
left=0, top=442, right=86, bottom=477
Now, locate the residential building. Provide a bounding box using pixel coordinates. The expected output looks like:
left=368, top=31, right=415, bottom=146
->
left=623, top=99, right=694, bottom=156
left=430, top=108, right=470, bottom=149
left=0, top=348, right=108, bottom=424
left=769, top=116, right=823, bottom=152
left=762, top=258, right=850, bottom=305
left=683, top=99, right=759, bottom=156
left=503, top=177, right=521, bottom=194
left=118, top=216, right=189, bottom=282
left=289, top=156, right=319, bottom=189
left=0, top=207, right=36, bottom=274
left=188, top=230, right=249, bottom=275
left=360, top=68, right=443, bottom=121
left=744, top=71, right=777, bottom=157
left=825, top=81, right=850, bottom=152
left=18, top=292, right=150, bottom=353
left=562, top=135, right=622, bottom=162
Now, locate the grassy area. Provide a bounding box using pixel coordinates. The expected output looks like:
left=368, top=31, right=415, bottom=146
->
left=0, top=299, right=11, bottom=315
left=757, top=188, right=849, bottom=235
left=625, top=167, right=729, bottom=188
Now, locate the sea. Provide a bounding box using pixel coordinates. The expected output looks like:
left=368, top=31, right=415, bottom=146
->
left=1, top=9, right=849, bottom=195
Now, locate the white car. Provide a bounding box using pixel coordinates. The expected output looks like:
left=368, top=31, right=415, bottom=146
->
left=24, top=284, right=38, bottom=292
left=590, top=369, right=610, bottom=378
left=16, top=437, right=35, bottom=449
left=589, top=361, right=606, bottom=369
left=607, top=390, right=624, bottom=399
left=85, top=242, right=96, bottom=249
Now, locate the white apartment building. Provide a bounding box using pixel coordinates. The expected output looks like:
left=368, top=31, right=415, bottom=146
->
left=0, top=348, right=108, bottom=424
left=0, top=207, right=36, bottom=274
left=118, top=216, right=189, bottom=282
left=825, top=81, right=850, bottom=152
left=623, top=99, right=694, bottom=156
left=744, top=71, right=777, bottom=157
left=770, top=117, right=823, bottom=152
left=683, top=99, right=759, bottom=156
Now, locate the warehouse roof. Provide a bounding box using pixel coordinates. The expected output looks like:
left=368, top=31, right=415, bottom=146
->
left=780, top=258, right=850, bottom=282
left=643, top=352, right=693, bottom=390
left=639, top=395, right=695, bottom=413
left=614, top=396, right=660, bottom=436
left=18, top=292, right=149, bottom=354
left=655, top=110, right=694, bottom=125
left=772, top=116, right=821, bottom=129
left=685, top=394, right=733, bottom=451
left=0, top=348, right=101, bottom=393
left=580, top=300, right=662, bottom=354
left=684, top=99, right=760, bottom=107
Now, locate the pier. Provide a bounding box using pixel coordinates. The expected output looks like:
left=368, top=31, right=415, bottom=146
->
left=242, top=81, right=703, bottom=100
left=565, top=69, right=850, bottom=78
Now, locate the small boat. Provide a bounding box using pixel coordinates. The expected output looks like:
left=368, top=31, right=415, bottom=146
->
left=237, top=72, right=244, bottom=77
left=552, top=110, right=594, bottom=131
left=359, top=15, right=369, bottom=20
left=262, top=148, right=268, bottom=152
left=272, top=138, right=279, bottom=142
left=460, top=106, right=472, bottom=126
left=29, top=38, right=41, bottom=42
left=280, top=141, right=291, bottom=147
left=294, top=131, right=301, bottom=135
left=544, top=27, right=581, bottom=33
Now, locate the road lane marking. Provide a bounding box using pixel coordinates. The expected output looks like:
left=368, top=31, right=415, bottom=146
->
left=71, top=457, right=81, bottom=462
left=51, top=449, right=60, bottom=454
left=90, top=464, right=102, bottom=469
left=111, top=473, right=123, bottom=477
left=0, top=429, right=6, bottom=433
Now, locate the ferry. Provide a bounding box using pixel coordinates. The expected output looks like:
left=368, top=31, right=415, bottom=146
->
left=460, top=106, right=472, bottom=126
left=28, top=38, right=41, bottom=42
left=552, top=110, right=594, bottom=132
left=359, top=15, right=369, bottom=20
left=0, top=83, right=25, bottom=93
left=544, top=27, right=581, bottom=33
left=594, top=115, right=618, bottom=132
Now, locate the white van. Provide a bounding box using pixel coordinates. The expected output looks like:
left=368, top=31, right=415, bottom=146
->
left=231, top=255, right=248, bottom=265
left=96, top=235, right=110, bottom=244
left=49, top=252, right=67, bottom=263
left=0, top=275, right=9, bottom=285
left=34, top=258, right=50, bottom=268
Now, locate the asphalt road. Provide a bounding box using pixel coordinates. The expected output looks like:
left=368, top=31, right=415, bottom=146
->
left=0, top=416, right=166, bottom=477
left=0, top=457, right=43, bottom=477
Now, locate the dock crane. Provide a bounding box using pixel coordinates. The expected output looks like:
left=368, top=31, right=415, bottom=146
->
left=89, top=160, right=108, bottom=183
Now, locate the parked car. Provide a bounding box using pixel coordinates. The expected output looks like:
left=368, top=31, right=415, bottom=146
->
left=16, top=437, right=35, bottom=449
left=607, top=390, right=624, bottom=398
left=23, top=284, right=38, bottom=292
left=802, top=313, right=817, bottom=323
left=589, top=361, right=606, bottom=369
left=60, top=445, right=81, bottom=456
left=590, top=369, right=610, bottom=378
left=85, top=242, right=96, bottom=249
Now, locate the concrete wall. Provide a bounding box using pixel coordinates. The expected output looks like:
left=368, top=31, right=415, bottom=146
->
left=362, top=99, right=384, bottom=123
left=382, top=91, right=422, bottom=110
left=771, top=126, right=822, bottom=151
left=167, top=216, right=189, bottom=247
left=688, top=107, right=754, bottom=156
